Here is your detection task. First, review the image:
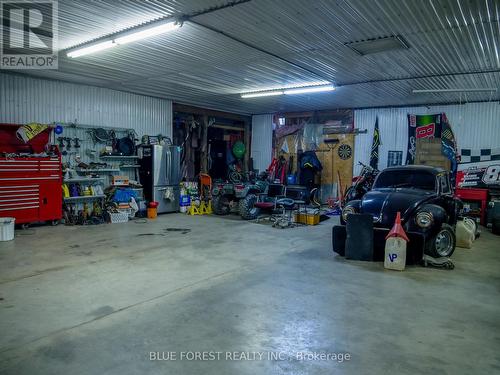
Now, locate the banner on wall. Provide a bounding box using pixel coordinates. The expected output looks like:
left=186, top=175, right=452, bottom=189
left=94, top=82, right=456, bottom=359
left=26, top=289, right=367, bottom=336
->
left=406, top=113, right=458, bottom=183
left=405, top=113, right=443, bottom=164
left=369, top=117, right=381, bottom=169
left=457, top=164, right=500, bottom=188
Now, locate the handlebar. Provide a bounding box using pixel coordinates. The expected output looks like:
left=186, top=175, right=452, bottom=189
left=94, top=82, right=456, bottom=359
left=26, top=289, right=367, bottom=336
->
left=358, top=161, right=379, bottom=174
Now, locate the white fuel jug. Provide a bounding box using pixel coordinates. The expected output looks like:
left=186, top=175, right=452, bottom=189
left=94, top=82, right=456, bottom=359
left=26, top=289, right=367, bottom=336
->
left=384, top=236, right=407, bottom=271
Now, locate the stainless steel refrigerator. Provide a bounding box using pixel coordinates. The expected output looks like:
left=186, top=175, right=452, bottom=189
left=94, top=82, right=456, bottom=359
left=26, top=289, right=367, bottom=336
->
left=138, top=145, right=181, bottom=213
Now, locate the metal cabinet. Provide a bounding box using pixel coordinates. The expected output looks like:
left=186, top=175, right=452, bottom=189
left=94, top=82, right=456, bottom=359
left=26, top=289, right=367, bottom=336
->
left=0, top=156, right=62, bottom=224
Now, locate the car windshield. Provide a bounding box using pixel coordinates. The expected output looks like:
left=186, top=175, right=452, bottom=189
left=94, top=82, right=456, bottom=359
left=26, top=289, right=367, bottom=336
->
left=373, top=170, right=436, bottom=191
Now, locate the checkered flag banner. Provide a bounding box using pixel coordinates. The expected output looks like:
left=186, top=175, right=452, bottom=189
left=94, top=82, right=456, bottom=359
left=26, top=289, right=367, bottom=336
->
left=460, top=148, right=500, bottom=164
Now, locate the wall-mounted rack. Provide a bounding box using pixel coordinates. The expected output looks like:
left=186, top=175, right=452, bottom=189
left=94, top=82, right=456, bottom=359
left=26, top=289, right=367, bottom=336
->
left=100, top=155, right=140, bottom=160
left=64, top=177, right=105, bottom=183
left=63, top=195, right=106, bottom=202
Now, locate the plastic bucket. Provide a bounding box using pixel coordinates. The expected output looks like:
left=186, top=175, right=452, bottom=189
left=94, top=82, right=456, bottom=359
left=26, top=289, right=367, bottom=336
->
left=0, top=217, right=15, bottom=241
left=147, top=207, right=158, bottom=219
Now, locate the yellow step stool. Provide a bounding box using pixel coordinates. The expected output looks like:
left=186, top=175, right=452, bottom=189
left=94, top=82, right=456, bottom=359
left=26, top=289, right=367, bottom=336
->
left=187, top=200, right=212, bottom=215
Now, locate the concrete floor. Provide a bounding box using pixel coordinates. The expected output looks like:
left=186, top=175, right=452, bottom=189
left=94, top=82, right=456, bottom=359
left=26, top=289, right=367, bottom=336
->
left=0, top=214, right=499, bottom=375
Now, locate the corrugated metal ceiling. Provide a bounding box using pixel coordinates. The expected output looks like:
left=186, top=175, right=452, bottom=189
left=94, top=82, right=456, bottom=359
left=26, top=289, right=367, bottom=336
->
left=9, top=0, right=500, bottom=114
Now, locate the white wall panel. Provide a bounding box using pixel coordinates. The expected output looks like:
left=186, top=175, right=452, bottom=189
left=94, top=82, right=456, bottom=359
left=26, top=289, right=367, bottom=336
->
left=353, top=102, right=500, bottom=175
left=251, top=114, right=273, bottom=173
left=0, top=73, right=172, bottom=137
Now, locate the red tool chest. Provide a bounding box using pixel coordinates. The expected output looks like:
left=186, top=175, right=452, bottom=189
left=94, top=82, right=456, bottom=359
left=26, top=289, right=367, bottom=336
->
left=0, top=156, right=62, bottom=225
left=455, top=187, right=488, bottom=226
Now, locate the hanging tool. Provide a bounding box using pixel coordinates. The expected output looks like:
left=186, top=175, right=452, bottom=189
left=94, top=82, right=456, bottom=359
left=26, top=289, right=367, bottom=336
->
left=57, top=137, right=66, bottom=155
left=64, top=137, right=72, bottom=151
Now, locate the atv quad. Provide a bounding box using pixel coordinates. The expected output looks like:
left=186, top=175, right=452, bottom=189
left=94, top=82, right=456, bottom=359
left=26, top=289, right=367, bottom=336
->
left=212, top=174, right=268, bottom=218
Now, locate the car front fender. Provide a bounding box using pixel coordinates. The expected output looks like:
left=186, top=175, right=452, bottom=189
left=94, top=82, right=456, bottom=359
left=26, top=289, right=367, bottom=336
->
left=406, top=203, right=448, bottom=238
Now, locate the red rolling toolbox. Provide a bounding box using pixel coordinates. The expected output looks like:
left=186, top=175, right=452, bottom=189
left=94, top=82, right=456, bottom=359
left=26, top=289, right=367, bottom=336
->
left=0, top=156, right=62, bottom=225
left=455, top=187, right=488, bottom=226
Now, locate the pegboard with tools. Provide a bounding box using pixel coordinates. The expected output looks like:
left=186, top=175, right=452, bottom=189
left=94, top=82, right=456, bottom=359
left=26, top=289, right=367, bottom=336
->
left=55, top=123, right=140, bottom=184
left=56, top=122, right=146, bottom=225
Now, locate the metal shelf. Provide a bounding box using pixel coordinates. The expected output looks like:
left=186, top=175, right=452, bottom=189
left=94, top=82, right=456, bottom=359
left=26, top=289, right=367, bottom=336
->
left=64, top=195, right=106, bottom=202
left=100, top=155, right=139, bottom=159
left=64, top=177, right=105, bottom=183
left=119, top=165, right=140, bottom=168
left=76, top=168, right=120, bottom=173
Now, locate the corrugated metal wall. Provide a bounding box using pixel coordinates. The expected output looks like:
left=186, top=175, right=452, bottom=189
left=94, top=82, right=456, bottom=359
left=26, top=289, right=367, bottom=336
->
left=0, top=73, right=172, bottom=137
left=353, top=102, right=500, bottom=175
left=250, top=114, right=273, bottom=173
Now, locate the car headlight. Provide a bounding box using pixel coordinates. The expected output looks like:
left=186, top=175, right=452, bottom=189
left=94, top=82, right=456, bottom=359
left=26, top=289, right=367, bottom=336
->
left=342, top=206, right=356, bottom=221
left=415, top=211, right=433, bottom=228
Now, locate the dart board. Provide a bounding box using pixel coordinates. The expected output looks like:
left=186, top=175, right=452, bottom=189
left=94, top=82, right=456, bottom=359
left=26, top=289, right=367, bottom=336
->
left=337, top=144, right=352, bottom=160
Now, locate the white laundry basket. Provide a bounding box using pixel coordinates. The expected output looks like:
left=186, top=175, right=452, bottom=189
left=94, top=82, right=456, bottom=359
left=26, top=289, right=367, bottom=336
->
left=0, top=217, right=15, bottom=241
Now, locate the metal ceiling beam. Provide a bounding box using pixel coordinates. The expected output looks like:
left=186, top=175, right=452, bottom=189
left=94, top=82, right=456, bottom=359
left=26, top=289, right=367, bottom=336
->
left=187, top=19, right=331, bottom=84
left=338, top=68, right=500, bottom=87
left=182, top=0, right=253, bottom=18
left=64, top=0, right=255, bottom=51
left=173, top=103, right=251, bottom=121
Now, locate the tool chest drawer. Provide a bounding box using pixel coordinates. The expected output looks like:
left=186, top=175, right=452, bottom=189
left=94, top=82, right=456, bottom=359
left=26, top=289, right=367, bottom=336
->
left=0, top=157, right=62, bottom=225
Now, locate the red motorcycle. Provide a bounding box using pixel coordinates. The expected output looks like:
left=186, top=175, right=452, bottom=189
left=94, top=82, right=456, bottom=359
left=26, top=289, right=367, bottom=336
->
left=343, top=162, right=379, bottom=205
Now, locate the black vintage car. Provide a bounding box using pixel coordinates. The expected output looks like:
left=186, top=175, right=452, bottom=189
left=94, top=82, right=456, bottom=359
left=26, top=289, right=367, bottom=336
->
left=333, top=165, right=461, bottom=261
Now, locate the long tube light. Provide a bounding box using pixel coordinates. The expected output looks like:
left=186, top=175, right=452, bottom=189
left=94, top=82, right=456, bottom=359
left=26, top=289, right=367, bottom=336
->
left=67, top=40, right=116, bottom=58
left=241, top=84, right=335, bottom=98
left=67, top=20, right=180, bottom=58
left=284, top=85, right=335, bottom=95
left=115, top=21, right=180, bottom=45
left=241, top=90, right=284, bottom=98
left=412, top=88, right=497, bottom=93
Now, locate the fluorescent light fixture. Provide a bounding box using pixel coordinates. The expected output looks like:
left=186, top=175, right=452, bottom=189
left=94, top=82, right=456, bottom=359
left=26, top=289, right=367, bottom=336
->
left=115, top=21, right=179, bottom=45
left=67, top=40, right=116, bottom=58
left=412, top=88, right=497, bottom=93
left=241, top=90, right=284, bottom=98
left=66, top=20, right=180, bottom=58
left=284, top=85, right=335, bottom=95
left=241, top=83, right=336, bottom=98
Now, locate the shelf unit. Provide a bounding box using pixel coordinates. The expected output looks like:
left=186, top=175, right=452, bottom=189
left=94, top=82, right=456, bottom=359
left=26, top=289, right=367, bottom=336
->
left=64, top=177, right=105, bottom=183
left=64, top=195, right=106, bottom=202
left=100, top=155, right=139, bottom=160
left=76, top=168, right=120, bottom=173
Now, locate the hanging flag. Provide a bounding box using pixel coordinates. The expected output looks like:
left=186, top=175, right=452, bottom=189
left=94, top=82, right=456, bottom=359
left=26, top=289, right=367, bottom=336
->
left=370, top=117, right=381, bottom=169
left=405, top=113, right=443, bottom=164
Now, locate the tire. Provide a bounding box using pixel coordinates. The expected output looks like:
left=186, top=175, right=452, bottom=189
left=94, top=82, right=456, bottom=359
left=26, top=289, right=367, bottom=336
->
left=229, top=171, right=242, bottom=183
left=425, top=223, right=456, bottom=258
left=492, top=218, right=500, bottom=235
left=212, top=195, right=231, bottom=215
left=239, top=194, right=260, bottom=220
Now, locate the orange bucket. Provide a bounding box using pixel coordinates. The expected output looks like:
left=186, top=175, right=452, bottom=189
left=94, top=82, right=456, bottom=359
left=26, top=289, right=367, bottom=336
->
left=147, top=207, right=158, bottom=219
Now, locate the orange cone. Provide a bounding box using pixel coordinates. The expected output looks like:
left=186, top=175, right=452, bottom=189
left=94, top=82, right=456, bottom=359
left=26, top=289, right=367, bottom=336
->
left=385, top=212, right=409, bottom=242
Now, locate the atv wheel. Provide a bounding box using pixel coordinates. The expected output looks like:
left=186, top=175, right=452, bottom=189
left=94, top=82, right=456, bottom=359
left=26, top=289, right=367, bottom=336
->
left=239, top=194, right=260, bottom=220
left=426, top=223, right=456, bottom=258
left=212, top=195, right=231, bottom=215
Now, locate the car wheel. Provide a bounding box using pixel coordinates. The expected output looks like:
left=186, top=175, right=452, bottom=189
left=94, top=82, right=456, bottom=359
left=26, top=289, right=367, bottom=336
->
left=212, top=195, right=231, bottom=215
left=239, top=194, right=260, bottom=220
left=426, top=223, right=456, bottom=258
